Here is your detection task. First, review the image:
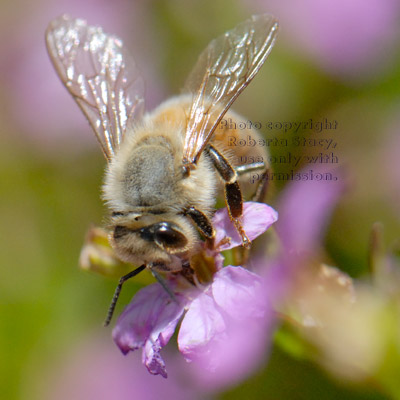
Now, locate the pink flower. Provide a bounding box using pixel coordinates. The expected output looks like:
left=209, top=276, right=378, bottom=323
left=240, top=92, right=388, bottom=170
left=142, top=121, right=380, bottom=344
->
left=177, top=265, right=276, bottom=389
left=269, top=165, right=347, bottom=320
left=112, top=283, right=187, bottom=378
left=43, top=334, right=199, bottom=400
left=112, top=202, right=278, bottom=379
left=252, top=0, right=400, bottom=79
left=381, top=120, right=400, bottom=218
left=276, top=166, right=346, bottom=261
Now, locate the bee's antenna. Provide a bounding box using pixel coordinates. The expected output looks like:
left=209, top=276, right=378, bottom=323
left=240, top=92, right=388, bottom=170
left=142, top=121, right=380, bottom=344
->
left=104, top=264, right=146, bottom=327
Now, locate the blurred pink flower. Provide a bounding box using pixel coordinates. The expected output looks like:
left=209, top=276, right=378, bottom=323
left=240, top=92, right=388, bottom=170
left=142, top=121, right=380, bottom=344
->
left=276, top=166, right=346, bottom=261
left=252, top=0, right=400, bottom=78
left=2, top=0, right=165, bottom=146
left=381, top=121, right=400, bottom=218
left=113, top=202, right=278, bottom=379
left=44, top=334, right=199, bottom=400
left=242, top=167, right=348, bottom=345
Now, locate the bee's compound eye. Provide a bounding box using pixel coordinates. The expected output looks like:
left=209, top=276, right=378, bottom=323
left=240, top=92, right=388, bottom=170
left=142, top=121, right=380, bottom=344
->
left=154, top=222, right=188, bottom=250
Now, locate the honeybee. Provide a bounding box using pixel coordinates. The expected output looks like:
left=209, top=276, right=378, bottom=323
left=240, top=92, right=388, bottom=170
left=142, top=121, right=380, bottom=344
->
left=46, top=14, right=278, bottom=324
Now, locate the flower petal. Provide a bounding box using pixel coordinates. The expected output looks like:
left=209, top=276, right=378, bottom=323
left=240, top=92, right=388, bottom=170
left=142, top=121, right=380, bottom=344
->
left=213, top=202, right=278, bottom=250
left=178, top=266, right=275, bottom=381
left=113, top=283, right=185, bottom=377
left=178, top=290, right=226, bottom=367
left=211, top=266, right=265, bottom=319
left=143, top=340, right=168, bottom=378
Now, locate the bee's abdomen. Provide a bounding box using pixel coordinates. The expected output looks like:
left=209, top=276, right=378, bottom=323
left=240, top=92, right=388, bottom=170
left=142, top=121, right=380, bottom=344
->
left=123, top=146, right=177, bottom=207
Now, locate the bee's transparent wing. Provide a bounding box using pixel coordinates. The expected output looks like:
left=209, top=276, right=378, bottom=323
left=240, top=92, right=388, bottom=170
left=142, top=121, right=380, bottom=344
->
left=182, top=14, right=278, bottom=167
left=46, top=15, right=145, bottom=160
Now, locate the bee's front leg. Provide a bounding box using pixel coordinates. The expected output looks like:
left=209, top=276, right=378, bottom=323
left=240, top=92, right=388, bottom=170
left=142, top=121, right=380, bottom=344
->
left=205, top=144, right=251, bottom=249
left=183, top=207, right=215, bottom=249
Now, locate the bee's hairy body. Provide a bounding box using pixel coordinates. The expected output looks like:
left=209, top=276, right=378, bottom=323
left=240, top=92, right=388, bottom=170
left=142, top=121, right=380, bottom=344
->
left=103, top=95, right=267, bottom=269
left=46, top=14, right=279, bottom=325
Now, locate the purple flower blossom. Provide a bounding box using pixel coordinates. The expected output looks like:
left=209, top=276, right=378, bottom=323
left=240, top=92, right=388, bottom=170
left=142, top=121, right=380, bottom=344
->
left=252, top=0, right=400, bottom=78
left=381, top=122, right=400, bottom=219
left=112, top=284, right=187, bottom=377
left=178, top=265, right=276, bottom=389
left=276, top=166, right=346, bottom=261
left=43, top=334, right=200, bottom=400
left=113, top=202, right=278, bottom=379
left=268, top=166, right=347, bottom=339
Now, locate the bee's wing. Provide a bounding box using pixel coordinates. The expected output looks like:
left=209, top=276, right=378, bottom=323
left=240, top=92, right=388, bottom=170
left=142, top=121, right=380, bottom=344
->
left=182, top=14, right=278, bottom=167
left=45, top=15, right=145, bottom=160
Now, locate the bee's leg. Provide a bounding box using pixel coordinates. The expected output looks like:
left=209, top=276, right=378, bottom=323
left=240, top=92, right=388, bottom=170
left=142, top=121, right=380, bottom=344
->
left=183, top=207, right=215, bottom=248
left=150, top=267, right=178, bottom=303
left=205, top=144, right=250, bottom=249
left=235, top=161, right=270, bottom=203
left=235, top=161, right=265, bottom=175
left=104, top=264, right=146, bottom=327
left=251, top=172, right=269, bottom=202
left=235, top=161, right=274, bottom=266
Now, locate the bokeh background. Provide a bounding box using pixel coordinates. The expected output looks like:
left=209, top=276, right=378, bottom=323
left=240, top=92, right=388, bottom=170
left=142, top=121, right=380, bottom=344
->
left=1, top=0, right=400, bottom=399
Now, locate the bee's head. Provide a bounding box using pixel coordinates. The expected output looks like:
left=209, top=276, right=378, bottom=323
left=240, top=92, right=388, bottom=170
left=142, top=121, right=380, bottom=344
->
left=109, top=212, right=197, bottom=267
